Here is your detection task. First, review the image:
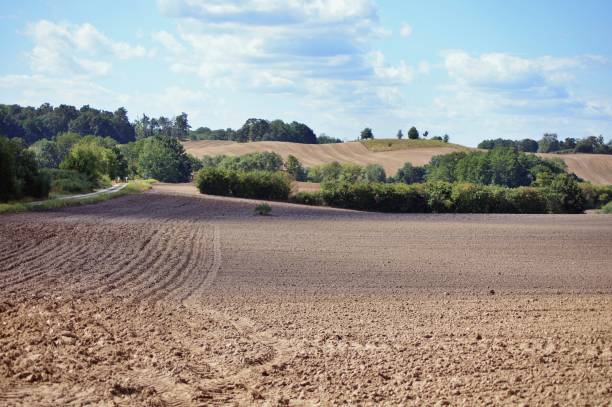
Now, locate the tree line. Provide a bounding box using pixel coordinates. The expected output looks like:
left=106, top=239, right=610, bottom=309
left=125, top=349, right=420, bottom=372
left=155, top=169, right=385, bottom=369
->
left=359, top=126, right=450, bottom=142
left=478, top=133, right=612, bottom=154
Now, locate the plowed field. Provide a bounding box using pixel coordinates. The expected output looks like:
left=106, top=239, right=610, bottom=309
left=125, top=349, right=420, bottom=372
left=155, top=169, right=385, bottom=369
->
left=1, top=185, right=611, bottom=405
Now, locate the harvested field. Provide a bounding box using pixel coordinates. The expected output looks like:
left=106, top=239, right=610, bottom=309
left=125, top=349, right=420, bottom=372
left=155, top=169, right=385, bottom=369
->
left=1, top=184, right=611, bottom=405
left=183, top=140, right=612, bottom=185
left=182, top=140, right=461, bottom=176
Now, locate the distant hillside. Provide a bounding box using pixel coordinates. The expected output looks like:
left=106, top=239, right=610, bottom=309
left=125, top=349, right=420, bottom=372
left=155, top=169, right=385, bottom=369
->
left=182, top=139, right=466, bottom=176
left=538, top=153, right=612, bottom=185
left=183, top=139, right=612, bottom=185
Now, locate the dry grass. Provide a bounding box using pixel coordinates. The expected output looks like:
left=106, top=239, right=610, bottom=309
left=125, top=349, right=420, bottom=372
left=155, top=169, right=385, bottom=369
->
left=360, top=138, right=470, bottom=152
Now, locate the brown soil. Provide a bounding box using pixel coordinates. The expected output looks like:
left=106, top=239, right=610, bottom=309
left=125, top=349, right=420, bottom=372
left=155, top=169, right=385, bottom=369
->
left=184, top=140, right=612, bottom=185
left=1, top=185, right=611, bottom=406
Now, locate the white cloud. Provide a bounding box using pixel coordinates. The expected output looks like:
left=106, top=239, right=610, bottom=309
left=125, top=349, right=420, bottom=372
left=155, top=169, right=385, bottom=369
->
left=400, top=23, right=412, bottom=38
left=156, top=0, right=419, bottom=114
left=443, top=50, right=580, bottom=91
left=26, top=20, right=147, bottom=76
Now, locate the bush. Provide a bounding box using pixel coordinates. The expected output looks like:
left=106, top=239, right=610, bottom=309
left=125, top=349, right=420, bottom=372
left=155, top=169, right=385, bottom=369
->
left=579, top=183, right=612, bottom=209
left=451, top=183, right=496, bottom=213
left=291, top=191, right=324, bottom=206
left=505, top=187, right=548, bottom=213
left=195, top=168, right=291, bottom=200
left=320, top=182, right=428, bottom=212
left=254, top=203, right=272, bottom=215
left=424, top=181, right=454, bottom=213
left=601, top=201, right=612, bottom=214
left=544, top=174, right=585, bottom=214
left=43, top=169, right=93, bottom=194
left=0, top=136, right=51, bottom=201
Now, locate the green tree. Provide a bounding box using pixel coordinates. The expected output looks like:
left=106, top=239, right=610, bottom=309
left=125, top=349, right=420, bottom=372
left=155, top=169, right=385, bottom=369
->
left=173, top=112, right=191, bottom=139
left=137, top=136, right=192, bottom=182
left=408, top=127, right=419, bottom=140
left=396, top=129, right=404, bottom=140
left=30, top=139, right=61, bottom=168
left=443, top=134, right=449, bottom=143
left=360, top=128, right=374, bottom=140
left=361, top=164, right=386, bottom=183
left=60, top=141, right=115, bottom=184
left=394, top=162, right=426, bottom=184
left=538, top=133, right=560, bottom=153
left=423, top=130, right=429, bottom=138
left=285, top=154, right=307, bottom=181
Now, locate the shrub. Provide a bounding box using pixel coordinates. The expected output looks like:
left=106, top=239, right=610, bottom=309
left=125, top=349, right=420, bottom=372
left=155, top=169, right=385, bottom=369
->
left=424, top=181, right=454, bottom=213
left=60, top=141, right=116, bottom=185
left=451, top=183, right=496, bottom=213
left=544, top=174, right=585, bottom=214
left=0, top=136, right=50, bottom=201
left=43, top=169, right=93, bottom=194
left=320, top=182, right=428, bottom=212
left=601, top=201, right=612, bottom=214
left=579, top=183, right=612, bottom=209
left=195, top=168, right=291, bottom=200
left=285, top=155, right=307, bottom=181
left=254, top=203, right=272, bottom=215
left=505, top=187, right=548, bottom=213
left=291, top=191, right=324, bottom=206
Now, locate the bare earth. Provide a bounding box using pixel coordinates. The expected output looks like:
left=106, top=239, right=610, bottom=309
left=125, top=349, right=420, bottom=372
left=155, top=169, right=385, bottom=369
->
left=183, top=140, right=612, bottom=185
left=1, top=184, right=611, bottom=406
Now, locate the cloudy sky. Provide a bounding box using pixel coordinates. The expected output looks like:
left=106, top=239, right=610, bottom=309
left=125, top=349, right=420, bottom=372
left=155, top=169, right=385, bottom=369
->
left=1, top=0, right=611, bottom=146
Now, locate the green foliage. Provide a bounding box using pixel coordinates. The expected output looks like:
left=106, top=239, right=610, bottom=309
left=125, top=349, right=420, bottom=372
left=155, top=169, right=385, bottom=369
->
left=29, top=139, right=62, bottom=168
left=43, top=169, right=93, bottom=194
left=218, top=151, right=284, bottom=172
left=60, top=140, right=116, bottom=185
left=0, top=103, right=134, bottom=145
left=0, top=136, right=50, bottom=201
left=360, top=128, right=374, bottom=140
left=291, top=191, right=325, bottom=206
left=579, top=183, right=612, bottom=209
left=424, top=181, right=454, bottom=213
left=601, top=201, right=612, bottom=214
left=285, top=155, right=307, bottom=181
left=543, top=173, right=585, bottom=214
left=307, top=162, right=385, bottom=184
left=505, top=187, right=548, bottom=214
left=538, top=133, right=560, bottom=153
left=478, top=138, right=539, bottom=152
left=396, top=129, right=403, bottom=140
left=254, top=203, right=272, bottom=215
left=187, top=154, right=203, bottom=172
left=407, top=126, right=419, bottom=140
left=361, top=164, right=387, bottom=183
left=137, top=136, right=192, bottom=182
left=426, top=148, right=565, bottom=187
left=320, top=182, right=428, bottom=212
left=392, top=162, right=426, bottom=184
left=195, top=168, right=291, bottom=200
left=316, top=134, right=343, bottom=144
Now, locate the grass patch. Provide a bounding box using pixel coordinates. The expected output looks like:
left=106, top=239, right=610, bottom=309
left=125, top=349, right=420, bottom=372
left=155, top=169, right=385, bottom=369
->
left=0, top=179, right=156, bottom=215
left=602, top=201, right=612, bottom=214
left=360, top=138, right=469, bottom=152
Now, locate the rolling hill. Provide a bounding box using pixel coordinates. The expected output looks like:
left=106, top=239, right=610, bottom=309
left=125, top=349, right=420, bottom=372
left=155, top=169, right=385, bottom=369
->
left=183, top=140, right=612, bottom=185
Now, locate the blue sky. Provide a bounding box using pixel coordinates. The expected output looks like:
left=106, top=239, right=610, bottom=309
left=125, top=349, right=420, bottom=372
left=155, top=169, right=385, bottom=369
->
left=1, top=0, right=611, bottom=146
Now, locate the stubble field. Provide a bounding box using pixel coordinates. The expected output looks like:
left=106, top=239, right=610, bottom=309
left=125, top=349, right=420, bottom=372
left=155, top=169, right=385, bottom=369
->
left=1, top=184, right=611, bottom=406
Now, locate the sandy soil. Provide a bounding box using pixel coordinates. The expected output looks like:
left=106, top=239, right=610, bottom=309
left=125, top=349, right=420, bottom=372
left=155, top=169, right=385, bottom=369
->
left=1, top=185, right=611, bottom=406
left=183, top=140, right=612, bottom=185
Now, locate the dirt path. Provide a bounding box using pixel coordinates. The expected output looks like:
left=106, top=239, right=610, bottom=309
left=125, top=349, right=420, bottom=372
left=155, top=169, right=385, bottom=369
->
left=0, top=187, right=611, bottom=405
